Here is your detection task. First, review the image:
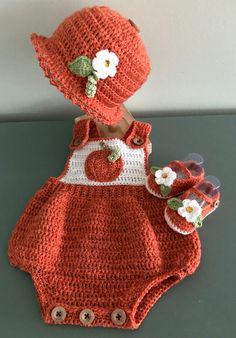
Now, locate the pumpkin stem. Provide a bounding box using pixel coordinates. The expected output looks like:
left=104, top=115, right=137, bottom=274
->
left=99, top=141, right=121, bottom=162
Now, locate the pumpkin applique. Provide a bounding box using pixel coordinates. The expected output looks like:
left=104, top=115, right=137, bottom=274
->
left=85, top=141, right=123, bottom=182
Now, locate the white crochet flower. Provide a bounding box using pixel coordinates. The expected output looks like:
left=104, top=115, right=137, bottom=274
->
left=177, top=199, right=202, bottom=223
left=92, top=49, right=119, bottom=80
left=155, top=167, right=177, bottom=187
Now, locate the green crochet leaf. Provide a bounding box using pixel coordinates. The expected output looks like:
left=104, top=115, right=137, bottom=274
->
left=193, top=215, right=203, bottom=228
left=167, top=198, right=183, bottom=210
left=150, top=166, right=162, bottom=176
left=160, top=184, right=171, bottom=197
left=108, top=149, right=121, bottom=163
left=68, top=56, right=93, bottom=77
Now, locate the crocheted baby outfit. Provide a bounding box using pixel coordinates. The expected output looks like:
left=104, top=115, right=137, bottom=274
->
left=8, top=119, right=201, bottom=329
left=30, top=6, right=151, bottom=125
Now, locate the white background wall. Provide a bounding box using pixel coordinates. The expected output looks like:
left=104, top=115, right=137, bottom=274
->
left=0, top=0, right=236, bottom=121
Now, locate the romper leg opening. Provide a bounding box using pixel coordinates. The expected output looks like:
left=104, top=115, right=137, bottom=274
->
left=132, top=273, right=184, bottom=328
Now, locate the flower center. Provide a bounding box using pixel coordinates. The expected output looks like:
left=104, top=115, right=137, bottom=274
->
left=104, top=60, right=110, bottom=67
left=162, top=173, right=168, bottom=178
left=186, top=206, right=193, bottom=213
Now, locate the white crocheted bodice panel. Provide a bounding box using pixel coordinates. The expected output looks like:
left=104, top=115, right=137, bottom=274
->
left=59, top=138, right=147, bottom=186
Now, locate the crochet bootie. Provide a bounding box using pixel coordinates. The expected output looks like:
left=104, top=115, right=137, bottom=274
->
left=145, top=154, right=205, bottom=199
left=164, top=176, right=221, bottom=235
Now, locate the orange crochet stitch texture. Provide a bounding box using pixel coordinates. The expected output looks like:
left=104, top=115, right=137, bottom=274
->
left=8, top=119, right=201, bottom=329
left=146, top=160, right=205, bottom=198
left=30, top=6, right=151, bottom=125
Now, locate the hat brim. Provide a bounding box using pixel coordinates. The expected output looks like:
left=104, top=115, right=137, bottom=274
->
left=30, top=33, right=123, bottom=125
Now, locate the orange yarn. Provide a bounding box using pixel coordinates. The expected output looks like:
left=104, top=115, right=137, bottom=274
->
left=8, top=120, right=201, bottom=329
left=85, top=149, right=123, bottom=182
left=30, top=6, right=151, bottom=125
left=146, top=160, right=205, bottom=199
left=165, top=185, right=221, bottom=235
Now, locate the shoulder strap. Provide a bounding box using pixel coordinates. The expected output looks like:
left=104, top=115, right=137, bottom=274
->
left=70, top=119, right=152, bottom=150
left=69, top=118, right=100, bottom=150
left=123, top=120, right=152, bottom=148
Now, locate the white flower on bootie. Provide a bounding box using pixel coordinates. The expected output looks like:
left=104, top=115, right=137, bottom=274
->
left=92, top=49, right=119, bottom=79
left=177, top=199, right=202, bottom=223
left=155, top=167, right=177, bottom=187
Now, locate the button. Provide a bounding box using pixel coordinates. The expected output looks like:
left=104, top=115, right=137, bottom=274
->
left=128, top=18, right=140, bottom=33
left=51, top=306, right=66, bottom=322
left=132, top=136, right=145, bottom=146
left=214, top=200, right=220, bottom=208
left=73, top=137, right=82, bottom=146
left=79, top=309, right=95, bottom=325
left=111, top=308, right=126, bottom=325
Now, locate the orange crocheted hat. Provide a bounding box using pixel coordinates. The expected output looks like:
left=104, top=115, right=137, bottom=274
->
left=30, top=6, right=151, bottom=125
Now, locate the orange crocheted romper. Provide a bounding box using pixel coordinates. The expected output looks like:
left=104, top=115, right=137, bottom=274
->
left=8, top=119, right=201, bottom=329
